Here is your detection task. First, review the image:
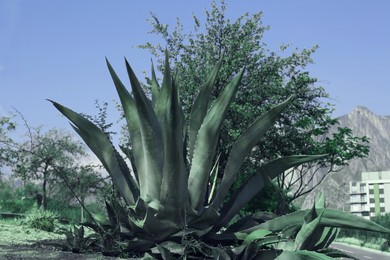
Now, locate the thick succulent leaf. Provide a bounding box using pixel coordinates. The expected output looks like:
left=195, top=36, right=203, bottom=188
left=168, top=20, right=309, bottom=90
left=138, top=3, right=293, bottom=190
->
left=131, top=206, right=179, bottom=241
left=253, top=208, right=390, bottom=234
left=188, top=206, right=219, bottom=231
left=294, top=208, right=325, bottom=250
left=105, top=201, right=118, bottom=227
left=241, top=242, right=259, bottom=260
left=157, top=245, right=173, bottom=260
left=249, top=249, right=283, bottom=260
left=318, top=248, right=358, bottom=260
left=157, top=67, right=188, bottom=223
left=314, top=227, right=339, bottom=250
left=125, top=59, right=164, bottom=206
left=188, top=68, right=244, bottom=213
left=150, top=60, right=160, bottom=108
left=277, top=250, right=334, bottom=260
left=208, top=153, right=221, bottom=204
left=120, top=145, right=139, bottom=184
left=215, top=154, right=327, bottom=229
left=315, top=192, right=326, bottom=209
left=212, top=96, right=293, bottom=209
left=243, top=229, right=273, bottom=245
left=188, top=56, right=223, bottom=162
left=106, top=60, right=151, bottom=199
left=154, top=51, right=173, bottom=126
left=50, top=100, right=138, bottom=205
left=226, top=211, right=277, bottom=234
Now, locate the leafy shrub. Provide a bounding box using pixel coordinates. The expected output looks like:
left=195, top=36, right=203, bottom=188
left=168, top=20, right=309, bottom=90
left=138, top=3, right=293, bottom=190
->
left=0, top=180, right=38, bottom=213
left=23, top=208, right=58, bottom=232
left=51, top=53, right=390, bottom=258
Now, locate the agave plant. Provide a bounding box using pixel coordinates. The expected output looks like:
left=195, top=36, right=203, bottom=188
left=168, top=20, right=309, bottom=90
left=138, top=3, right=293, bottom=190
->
left=51, top=53, right=390, bottom=258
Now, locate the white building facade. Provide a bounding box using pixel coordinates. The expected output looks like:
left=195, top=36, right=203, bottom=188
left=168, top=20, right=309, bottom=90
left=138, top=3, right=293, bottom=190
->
left=349, top=171, right=390, bottom=219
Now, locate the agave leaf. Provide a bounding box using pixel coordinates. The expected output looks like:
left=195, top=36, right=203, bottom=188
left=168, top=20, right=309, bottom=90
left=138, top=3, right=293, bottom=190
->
left=253, top=208, right=390, bottom=234
left=215, top=154, right=327, bottom=229
left=50, top=100, right=138, bottom=205
left=188, top=68, right=244, bottom=213
left=150, top=59, right=160, bottom=108
left=277, top=250, right=334, bottom=260
left=105, top=201, right=118, bottom=227
left=157, top=245, right=173, bottom=260
left=106, top=59, right=149, bottom=195
left=212, top=96, right=293, bottom=209
left=241, top=242, right=259, bottom=260
left=208, top=153, right=221, bottom=204
left=294, top=208, right=325, bottom=250
left=123, top=59, right=164, bottom=207
left=243, top=229, right=272, bottom=246
left=188, top=56, right=224, bottom=162
left=131, top=206, right=179, bottom=241
left=226, top=211, right=277, bottom=234
left=315, top=192, right=326, bottom=209
left=157, top=65, right=188, bottom=223
left=119, top=145, right=139, bottom=184
left=314, top=227, right=339, bottom=250
left=317, top=248, right=358, bottom=260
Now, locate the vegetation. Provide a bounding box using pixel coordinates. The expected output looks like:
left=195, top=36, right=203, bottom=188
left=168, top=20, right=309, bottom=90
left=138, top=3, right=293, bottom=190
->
left=139, top=0, right=369, bottom=215
left=338, top=214, right=390, bottom=252
left=50, top=52, right=390, bottom=259
left=0, top=2, right=383, bottom=259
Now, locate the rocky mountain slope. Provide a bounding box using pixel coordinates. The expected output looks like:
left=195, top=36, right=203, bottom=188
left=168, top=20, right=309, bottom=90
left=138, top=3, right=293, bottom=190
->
left=300, top=106, right=390, bottom=210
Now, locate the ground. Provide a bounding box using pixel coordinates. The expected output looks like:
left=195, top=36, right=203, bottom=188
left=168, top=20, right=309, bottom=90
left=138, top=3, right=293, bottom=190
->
left=0, top=223, right=123, bottom=260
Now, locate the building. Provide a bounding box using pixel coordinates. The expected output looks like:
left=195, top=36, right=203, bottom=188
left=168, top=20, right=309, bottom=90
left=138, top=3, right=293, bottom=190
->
left=349, top=171, right=390, bottom=219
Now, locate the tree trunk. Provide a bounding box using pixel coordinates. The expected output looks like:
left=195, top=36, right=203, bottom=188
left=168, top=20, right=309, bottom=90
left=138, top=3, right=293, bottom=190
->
left=42, top=170, right=48, bottom=210
left=80, top=197, right=85, bottom=223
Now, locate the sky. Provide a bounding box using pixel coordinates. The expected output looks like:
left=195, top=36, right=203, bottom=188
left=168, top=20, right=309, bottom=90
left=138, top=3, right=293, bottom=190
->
left=1, top=0, right=390, bottom=137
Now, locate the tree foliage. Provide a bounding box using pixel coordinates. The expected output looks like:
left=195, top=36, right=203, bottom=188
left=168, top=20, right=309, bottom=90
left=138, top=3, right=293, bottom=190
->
left=0, top=115, right=16, bottom=171
left=11, top=127, right=86, bottom=210
left=139, top=0, right=369, bottom=214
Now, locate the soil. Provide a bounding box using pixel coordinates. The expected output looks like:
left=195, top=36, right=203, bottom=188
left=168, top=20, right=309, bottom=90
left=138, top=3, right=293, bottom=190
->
left=0, top=223, right=127, bottom=260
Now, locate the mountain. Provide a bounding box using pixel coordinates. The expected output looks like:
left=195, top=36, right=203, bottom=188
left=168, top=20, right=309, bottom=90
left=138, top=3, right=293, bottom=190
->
left=300, top=106, right=390, bottom=210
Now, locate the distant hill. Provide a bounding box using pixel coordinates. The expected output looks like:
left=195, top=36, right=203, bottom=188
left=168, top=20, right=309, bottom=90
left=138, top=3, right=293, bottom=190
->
left=299, top=106, right=390, bottom=210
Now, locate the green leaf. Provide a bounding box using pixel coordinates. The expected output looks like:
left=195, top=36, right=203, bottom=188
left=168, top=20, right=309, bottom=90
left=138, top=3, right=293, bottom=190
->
left=243, top=229, right=272, bottom=245
left=216, top=154, right=327, bottom=229
left=254, top=208, right=390, bottom=234
left=157, top=245, right=173, bottom=260
left=50, top=100, right=138, bottom=205
left=188, top=68, right=244, bottom=213
left=124, top=58, right=164, bottom=206
left=315, top=192, right=326, bottom=209
left=150, top=59, right=160, bottom=108
left=317, top=248, right=358, bottom=260
left=314, top=227, right=339, bottom=250
left=294, top=208, right=325, bottom=250
left=157, top=60, right=189, bottom=223
left=211, top=96, right=293, bottom=209
left=277, top=250, right=335, bottom=260
left=188, top=56, right=224, bottom=162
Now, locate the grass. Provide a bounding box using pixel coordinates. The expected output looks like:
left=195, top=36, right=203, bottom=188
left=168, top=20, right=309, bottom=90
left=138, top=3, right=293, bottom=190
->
left=0, top=217, right=65, bottom=246
left=335, top=236, right=390, bottom=252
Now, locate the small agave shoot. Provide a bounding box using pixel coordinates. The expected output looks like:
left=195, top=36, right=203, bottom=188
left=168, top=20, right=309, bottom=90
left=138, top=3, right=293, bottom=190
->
left=51, top=53, right=390, bottom=259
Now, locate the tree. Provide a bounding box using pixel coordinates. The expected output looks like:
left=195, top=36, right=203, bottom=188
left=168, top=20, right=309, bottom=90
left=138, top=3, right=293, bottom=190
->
left=139, top=0, right=369, bottom=214
left=51, top=164, right=109, bottom=222
left=12, top=127, right=86, bottom=210
left=0, top=115, right=16, bottom=172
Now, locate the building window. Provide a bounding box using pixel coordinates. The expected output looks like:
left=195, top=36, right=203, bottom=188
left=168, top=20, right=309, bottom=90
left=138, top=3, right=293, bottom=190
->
left=379, top=184, right=384, bottom=189
left=370, top=194, right=375, bottom=199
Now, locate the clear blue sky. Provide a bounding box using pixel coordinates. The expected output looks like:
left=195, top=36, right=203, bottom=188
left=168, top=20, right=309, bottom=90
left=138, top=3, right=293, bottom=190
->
left=1, top=0, right=390, bottom=133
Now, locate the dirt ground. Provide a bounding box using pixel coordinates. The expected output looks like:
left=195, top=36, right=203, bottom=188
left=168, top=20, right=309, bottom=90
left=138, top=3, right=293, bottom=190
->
left=0, top=223, right=126, bottom=260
